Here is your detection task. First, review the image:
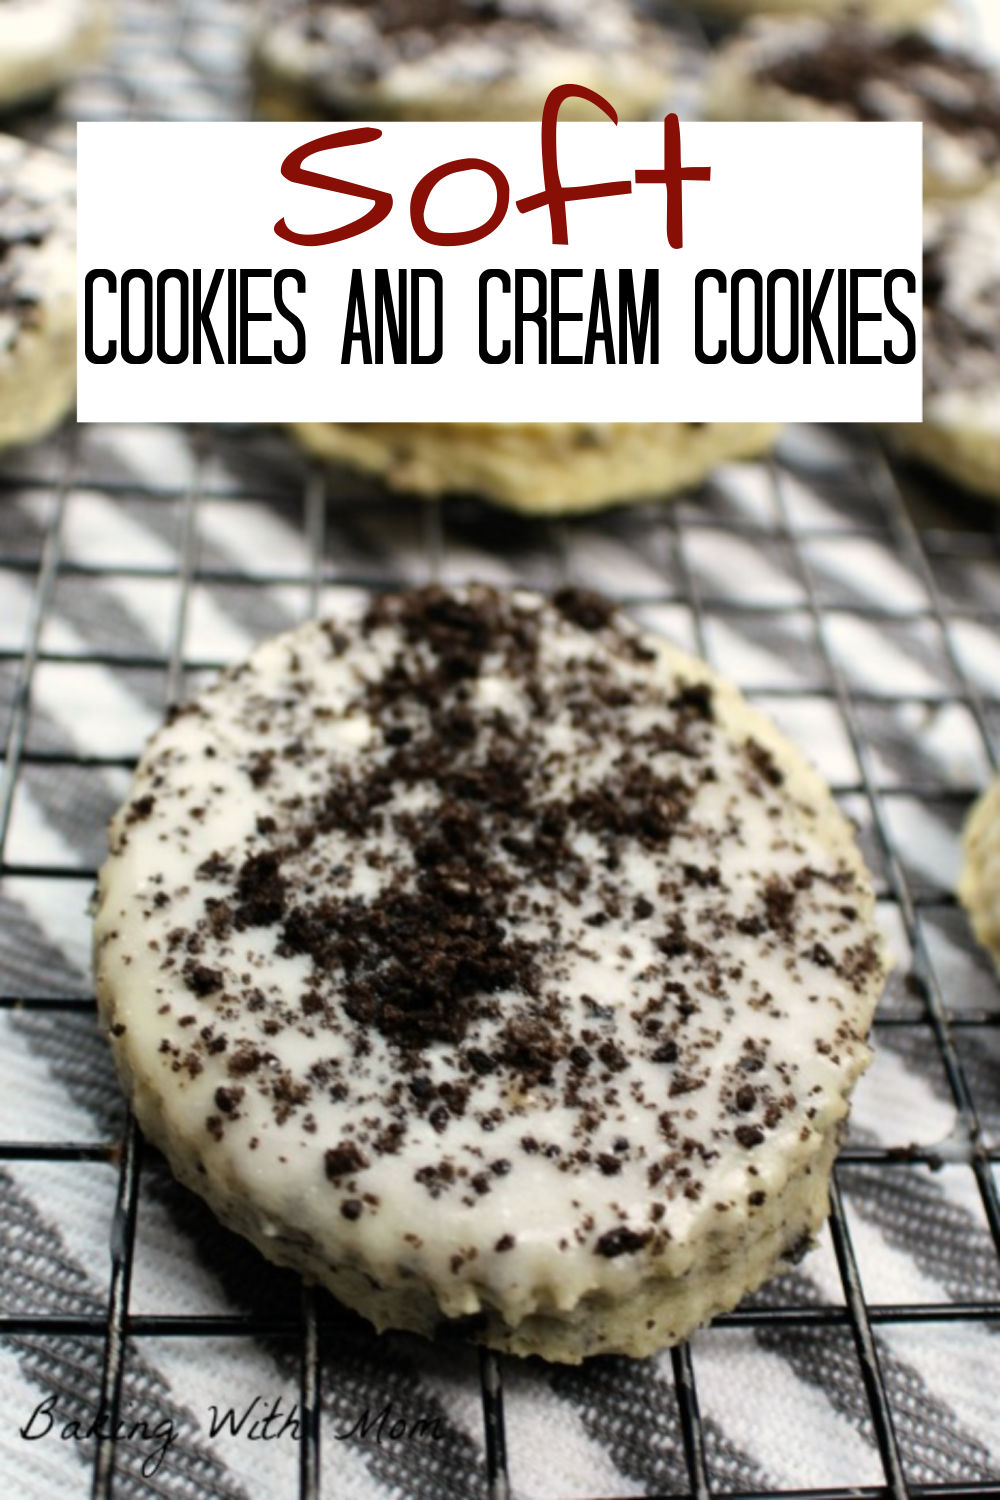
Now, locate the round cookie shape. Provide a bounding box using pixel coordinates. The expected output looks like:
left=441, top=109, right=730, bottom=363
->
left=891, top=191, right=1000, bottom=501
left=0, top=0, right=111, bottom=113
left=95, top=585, right=886, bottom=1361
left=0, top=134, right=76, bottom=452
left=251, top=0, right=685, bottom=122
left=287, top=422, right=782, bottom=514
left=959, top=774, right=1000, bottom=975
left=706, top=21, right=1000, bottom=200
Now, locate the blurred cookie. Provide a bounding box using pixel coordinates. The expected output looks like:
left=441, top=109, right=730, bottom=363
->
left=707, top=21, right=1000, bottom=200
left=252, top=0, right=683, bottom=122
left=288, top=422, right=782, bottom=513
left=891, top=192, right=1000, bottom=500
left=0, top=135, right=76, bottom=451
left=686, top=0, right=935, bottom=24
left=0, top=0, right=111, bottom=112
left=960, top=774, right=1000, bottom=976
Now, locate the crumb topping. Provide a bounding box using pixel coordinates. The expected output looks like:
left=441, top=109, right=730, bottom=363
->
left=921, top=194, right=1000, bottom=398
left=0, top=135, right=75, bottom=359
left=758, top=28, right=1000, bottom=156
left=257, top=0, right=681, bottom=100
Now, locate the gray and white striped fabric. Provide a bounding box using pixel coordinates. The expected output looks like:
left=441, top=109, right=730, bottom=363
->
left=0, top=419, right=998, bottom=1498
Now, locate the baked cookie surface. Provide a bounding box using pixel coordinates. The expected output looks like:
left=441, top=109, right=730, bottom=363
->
left=95, top=585, right=886, bottom=1361
left=892, top=191, right=1000, bottom=500
left=0, top=0, right=111, bottom=112
left=685, top=0, right=935, bottom=24
left=0, top=134, right=76, bottom=452
left=707, top=21, right=1000, bottom=200
left=251, top=0, right=683, bottom=121
left=288, top=422, right=782, bottom=514
left=959, top=775, right=1000, bottom=976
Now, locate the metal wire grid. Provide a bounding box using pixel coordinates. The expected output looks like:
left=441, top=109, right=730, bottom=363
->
left=0, top=424, right=999, bottom=1500
left=0, top=0, right=998, bottom=1496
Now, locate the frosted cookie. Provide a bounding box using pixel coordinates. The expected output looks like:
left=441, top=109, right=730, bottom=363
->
left=959, top=775, right=1000, bottom=976
left=0, top=0, right=111, bottom=112
left=95, top=585, right=886, bottom=1362
left=287, top=422, right=782, bottom=514
left=891, top=192, right=1000, bottom=501
left=0, top=135, right=76, bottom=452
left=707, top=22, right=1000, bottom=200
left=686, top=0, right=936, bottom=25
left=251, top=0, right=683, bottom=122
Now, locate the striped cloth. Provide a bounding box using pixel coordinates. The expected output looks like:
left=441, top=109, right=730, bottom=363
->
left=0, top=420, right=998, bottom=1498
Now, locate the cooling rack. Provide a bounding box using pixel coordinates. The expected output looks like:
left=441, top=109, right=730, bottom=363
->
left=1, top=2, right=999, bottom=1499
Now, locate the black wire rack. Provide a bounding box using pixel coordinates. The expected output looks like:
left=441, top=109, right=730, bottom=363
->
left=0, top=2, right=999, bottom=1498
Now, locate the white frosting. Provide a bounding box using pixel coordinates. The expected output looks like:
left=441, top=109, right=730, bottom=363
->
left=923, top=190, right=1000, bottom=418
left=95, top=588, right=884, bottom=1335
left=890, top=192, right=1000, bottom=495
left=0, top=135, right=75, bottom=362
left=0, top=0, right=110, bottom=108
left=253, top=0, right=681, bottom=115
left=718, top=19, right=1000, bottom=197
left=0, top=134, right=77, bottom=450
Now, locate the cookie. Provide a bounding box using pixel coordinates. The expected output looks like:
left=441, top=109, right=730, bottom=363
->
left=0, top=0, right=111, bottom=113
left=685, top=0, right=936, bottom=25
left=706, top=21, right=1000, bottom=200
left=891, top=191, right=1000, bottom=500
left=94, top=585, right=886, bottom=1362
left=251, top=0, right=684, bottom=122
left=287, top=422, right=782, bottom=514
left=0, top=134, right=77, bottom=452
left=960, top=774, right=1000, bottom=976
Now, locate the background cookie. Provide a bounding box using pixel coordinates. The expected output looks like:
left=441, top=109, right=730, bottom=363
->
left=288, top=421, right=782, bottom=514
left=683, top=0, right=937, bottom=24
left=959, top=774, right=1000, bottom=976
left=890, top=191, right=1000, bottom=500
left=706, top=20, right=1000, bottom=200
left=252, top=0, right=685, bottom=122
left=0, top=134, right=77, bottom=452
left=95, top=585, right=886, bottom=1362
left=0, top=0, right=111, bottom=113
